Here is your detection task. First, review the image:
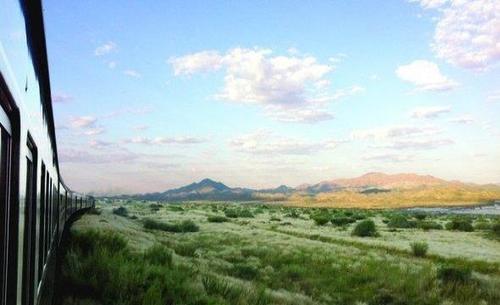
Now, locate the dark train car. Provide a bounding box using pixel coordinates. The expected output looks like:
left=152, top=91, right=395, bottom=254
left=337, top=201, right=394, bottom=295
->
left=0, top=1, right=94, bottom=305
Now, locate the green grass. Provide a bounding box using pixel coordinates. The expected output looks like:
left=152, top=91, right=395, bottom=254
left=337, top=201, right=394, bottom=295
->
left=60, top=201, right=500, bottom=305
left=143, top=218, right=199, bottom=233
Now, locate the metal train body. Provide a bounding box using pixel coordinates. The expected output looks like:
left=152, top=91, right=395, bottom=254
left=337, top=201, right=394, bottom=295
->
left=0, top=1, right=95, bottom=305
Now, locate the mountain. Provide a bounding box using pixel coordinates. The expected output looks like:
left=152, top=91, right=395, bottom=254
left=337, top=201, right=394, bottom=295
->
left=123, top=179, right=293, bottom=201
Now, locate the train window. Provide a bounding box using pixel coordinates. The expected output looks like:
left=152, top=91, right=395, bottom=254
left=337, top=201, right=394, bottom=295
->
left=44, top=172, right=49, bottom=257
left=22, top=139, right=37, bottom=305
left=0, top=107, right=12, bottom=305
left=37, top=162, right=45, bottom=284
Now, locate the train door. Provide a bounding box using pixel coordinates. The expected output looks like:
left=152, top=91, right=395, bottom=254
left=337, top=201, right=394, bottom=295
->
left=21, top=139, right=37, bottom=305
left=0, top=99, right=13, bottom=305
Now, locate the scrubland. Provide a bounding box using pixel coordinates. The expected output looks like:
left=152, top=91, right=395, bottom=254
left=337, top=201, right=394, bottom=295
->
left=59, top=201, right=500, bottom=305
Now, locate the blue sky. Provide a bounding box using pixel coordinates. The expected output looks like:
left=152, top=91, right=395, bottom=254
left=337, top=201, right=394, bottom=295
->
left=43, top=0, right=500, bottom=194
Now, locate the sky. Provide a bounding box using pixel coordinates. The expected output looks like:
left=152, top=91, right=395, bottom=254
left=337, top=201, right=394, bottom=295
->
left=43, top=0, right=500, bottom=194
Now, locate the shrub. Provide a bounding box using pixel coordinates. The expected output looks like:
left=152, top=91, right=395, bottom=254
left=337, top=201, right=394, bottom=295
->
left=413, top=213, right=427, bottom=220
left=331, top=216, right=356, bottom=226
left=231, top=263, right=259, bottom=280
left=418, top=221, right=443, bottom=231
left=474, top=221, right=491, bottom=230
left=207, top=215, right=228, bottom=223
left=224, top=209, right=239, bottom=218
left=112, top=206, right=128, bottom=217
left=87, top=208, right=101, bottom=215
left=143, top=219, right=199, bottom=233
left=144, top=244, right=172, bottom=266
left=269, top=216, right=281, bottom=222
left=312, top=215, right=330, bottom=226
left=445, top=218, right=474, bottom=232
left=410, top=241, right=429, bottom=257
left=437, top=265, right=472, bottom=284
left=492, top=222, right=500, bottom=238
left=352, top=220, right=378, bottom=237
left=238, top=209, right=254, bottom=218
left=285, top=209, right=300, bottom=218
left=387, top=215, right=417, bottom=229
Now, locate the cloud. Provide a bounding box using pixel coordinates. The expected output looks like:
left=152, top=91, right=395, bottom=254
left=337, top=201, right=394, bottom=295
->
left=487, top=92, right=500, bottom=103
left=94, top=41, right=117, bottom=56
left=351, top=125, right=440, bottom=140
left=169, top=50, right=223, bottom=75
left=363, top=152, right=414, bottom=162
left=124, top=136, right=206, bottom=145
left=385, top=138, right=454, bottom=150
left=412, top=0, right=500, bottom=71
left=170, top=48, right=352, bottom=123
left=59, top=148, right=138, bottom=164
left=103, top=105, right=153, bottom=118
left=410, top=105, right=451, bottom=118
left=448, top=115, right=475, bottom=124
left=83, top=127, right=105, bottom=136
left=229, top=130, right=337, bottom=155
left=132, top=124, right=149, bottom=131
left=396, top=60, right=458, bottom=91
left=108, top=61, right=117, bottom=69
left=89, top=139, right=114, bottom=149
left=123, top=69, right=141, bottom=78
left=52, top=92, right=73, bottom=103
left=70, top=116, right=97, bottom=128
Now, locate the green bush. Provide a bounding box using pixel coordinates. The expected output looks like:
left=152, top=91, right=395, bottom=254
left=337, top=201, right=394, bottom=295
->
left=312, top=215, right=330, bottom=226
left=410, top=241, right=429, bottom=257
left=270, top=216, right=281, bottom=222
left=352, top=220, right=378, bottom=237
left=445, top=218, right=474, bottom=232
left=238, top=209, right=254, bottom=218
left=418, top=221, right=443, bottom=231
left=387, top=215, right=417, bottom=229
left=112, top=206, right=128, bottom=217
left=331, top=216, right=356, bottom=226
left=207, top=215, right=228, bottom=223
left=474, top=221, right=491, bottom=230
left=87, top=208, right=101, bottom=215
left=224, top=209, right=239, bottom=218
left=413, top=213, right=427, bottom=220
left=143, top=219, right=199, bottom=233
left=144, top=244, right=172, bottom=266
left=231, top=263, right=259, bottom=280
left=492, top=222, right=500, bottom=238
left=437, top=265, right=472, bottom=284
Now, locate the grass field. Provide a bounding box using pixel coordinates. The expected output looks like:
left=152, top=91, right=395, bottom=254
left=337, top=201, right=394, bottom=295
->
left=59, top=201, right=500, bottom=305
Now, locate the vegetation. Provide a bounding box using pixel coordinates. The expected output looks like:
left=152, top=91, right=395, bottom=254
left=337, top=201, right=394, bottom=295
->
left=59, top=201, right=500, bottom=305
left=207, top=215, right=229, bottom=223
left=112, top=206, right=128, bottom=217
left=410, top=241, right=429, bottom=257
left=446, top=218, right=474, bottom=232
left=143, top=218, right=199, bottom=233
left=352, top=219, right=378, bottom=237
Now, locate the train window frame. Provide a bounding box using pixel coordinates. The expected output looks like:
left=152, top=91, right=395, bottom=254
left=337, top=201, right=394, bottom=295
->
left=21, top=136, right=38, bottom=305
left=37, top=162, right=45, bottom=284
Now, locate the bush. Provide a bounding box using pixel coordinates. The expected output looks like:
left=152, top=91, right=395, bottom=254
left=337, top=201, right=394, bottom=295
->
left=207, top=215, right=229, bottom=223
left=312, top=215, right=330, bottom=226
left=352, top=220, right=378, bottom=237
left=231, top=263, right=259, bottom=280
left=445, top=218, right=474, bottom=232
left=474, top=221, right=491, bottom=230
left=387, top=215, right=417, bottom=229
left=87, top=207, right=101, bottom=215
left=270, top=216, right=281, bottom=222
left=143, top=219, right=199, bottom=233
left=410, top=241, right=429, bottom=257
left=492, top=222, right=500, bottom=238
left=238, top=209, right=254, bottom=218
left=144, top=244, right=172, bottom=266
left=413, top=213, right=427, bottom=220
left=437, top=265, right=472, bottom=284
left=418, top=221, right=443, bottom=231
left=331, top=216, right=356, bottom=226
left=224, top=209, right=239, bottom=218
left=112, top=206, right=128, bottom=217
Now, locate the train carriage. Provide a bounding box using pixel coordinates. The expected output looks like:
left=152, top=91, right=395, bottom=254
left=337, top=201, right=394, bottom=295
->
left=0, top=1, right=94, bottom=305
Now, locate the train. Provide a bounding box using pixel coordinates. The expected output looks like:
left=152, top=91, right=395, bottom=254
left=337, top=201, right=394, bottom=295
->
left=1, top=1, right=95, bottom=305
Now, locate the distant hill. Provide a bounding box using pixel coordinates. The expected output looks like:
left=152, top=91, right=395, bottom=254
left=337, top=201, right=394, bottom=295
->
left=106, top=173, right=500, bottom=207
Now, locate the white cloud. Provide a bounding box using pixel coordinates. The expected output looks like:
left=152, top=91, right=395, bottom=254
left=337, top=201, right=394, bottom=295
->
left=448, top=115, right=475, bottom=124
left=169, top=50, right=223, bottom=75
left=396, top=60, right=458, bottom=91
left=89, top=139, right=114, bottom=149
left=70, top=116, right=97, bottom=128
left=132, top=124, right=149, bottom=131
left=108, top=61, right=117, bottom=69
left=229, top=130, right=337, bottom=155
left=52, top=92, right=73, bottom=103
left=124, top=136, right=206, bottom=145
left=413, top=0, right=500, bottom=71
left=123, top=69, right=141, bottom=78
left=60, top=148, right=137, bottom=164
left=487, top=92, right=500, bottom=103
left=385, top=138, right=454, bottom=150
left=94, top=41, right=117, bottom=56
left=170, top=48, right=351, bottom=123
left=83, top=127, right=105, bottom=136
left=351, top=125, right=440, bottom=140
left=363, top=152, right=414, bottom=162
left=410, top=105, right=451, bottom=118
